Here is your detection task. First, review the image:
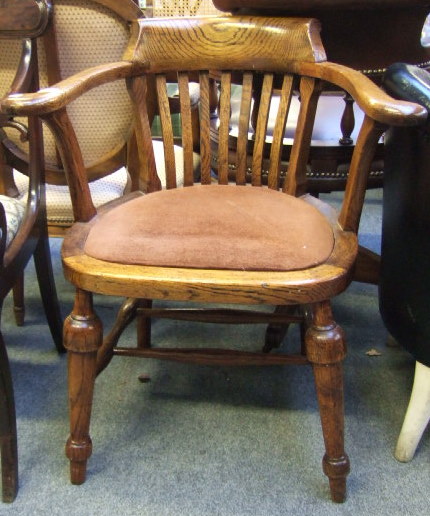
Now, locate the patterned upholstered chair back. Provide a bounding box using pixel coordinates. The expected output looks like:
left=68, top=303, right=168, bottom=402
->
left=1, top=0, right=141, bottom=181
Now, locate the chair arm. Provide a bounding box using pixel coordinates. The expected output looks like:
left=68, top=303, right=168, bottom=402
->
left=299, top=61, right=427, bottom=126
left=383, top=63, right=430, bottom=113
left=1, top=61, right=148, bottom=117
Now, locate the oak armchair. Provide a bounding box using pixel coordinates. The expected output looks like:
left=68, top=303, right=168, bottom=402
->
left=2, top=15, right=425, bottom=502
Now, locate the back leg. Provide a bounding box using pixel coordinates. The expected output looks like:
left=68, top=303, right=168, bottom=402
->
left=33, top=234, right=65, bottom=353
left=12, top=275, right=24, bottom=327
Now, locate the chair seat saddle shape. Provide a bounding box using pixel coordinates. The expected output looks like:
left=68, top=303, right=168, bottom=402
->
left=84, top=185, right=334, bottom=271
left=2, top=14, right=425, bottom=503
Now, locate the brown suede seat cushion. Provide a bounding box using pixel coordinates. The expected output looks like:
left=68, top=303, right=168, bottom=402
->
left=84, top=185, right=334, bottom=271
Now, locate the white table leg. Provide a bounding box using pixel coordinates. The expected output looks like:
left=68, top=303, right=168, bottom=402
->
left=395, top=361, right=430, bottom=462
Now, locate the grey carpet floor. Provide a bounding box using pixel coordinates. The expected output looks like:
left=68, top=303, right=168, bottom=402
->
left=1, top=190, right=429, bottom=515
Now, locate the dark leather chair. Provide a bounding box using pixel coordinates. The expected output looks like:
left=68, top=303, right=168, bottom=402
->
left=380, top=63, right=430, bottom=463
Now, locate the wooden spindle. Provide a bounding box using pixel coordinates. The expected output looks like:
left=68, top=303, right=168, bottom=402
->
left=178, top=71, right=194, bottom=186
left=156, top=73, right=177, bottom=189
left=251, top=73, right=273, bottom=186
left=267, top=74, right=294, bottom=190
left=217, top=71, right=232, bottom=184
left=199, top=71, right=212, bottom=184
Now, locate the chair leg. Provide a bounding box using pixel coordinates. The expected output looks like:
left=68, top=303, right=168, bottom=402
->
left=12, top=275, right=25, bottom=327
left=395, top=361, right=430, bottom=462
left=263, top=305, right=294, bottom=353
left=33, top=235, right=65, bottom=353
left=0, top=330, right=18, bottom=503
left=306, top=301, right=350, bottom=503
left=64, top=289, right=102, bottom=485
left=137, top=299, right=152, bottom=349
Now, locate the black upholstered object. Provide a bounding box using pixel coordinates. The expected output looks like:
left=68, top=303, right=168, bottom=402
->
left=380, top=63, right=430, bottom=367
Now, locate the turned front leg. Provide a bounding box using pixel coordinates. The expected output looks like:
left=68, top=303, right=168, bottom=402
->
left=306, top=301, right=350, bottom=503
left=64, top=289, right=102, bottom=485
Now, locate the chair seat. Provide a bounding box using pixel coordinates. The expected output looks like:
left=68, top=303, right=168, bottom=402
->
left=84, top=185, right=334, bottom=272
left=0, top=195, right=25, bottom=248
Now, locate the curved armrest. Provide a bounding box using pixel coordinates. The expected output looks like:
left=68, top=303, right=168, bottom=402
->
left=1, top=60, right=148, bottom=117
left=383, top=63, right=430, bottom=113
left=299, top=61, right=427, bottom=126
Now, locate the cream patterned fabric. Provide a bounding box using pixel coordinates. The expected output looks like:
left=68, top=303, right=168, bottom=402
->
left=0, top=195, right=26, bottom=248
left=13, top=168, right=130, bottom=227
left=13, top=141, right=198, bottom=226
left=1, top=0, right=133, bottom=171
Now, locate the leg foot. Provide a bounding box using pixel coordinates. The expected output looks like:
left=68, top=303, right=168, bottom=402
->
left=0, top=331, right=18, bottom=502
left=1, top=435, right=18, bottom=502
left=323, top=455, right=349, bottom=503
left=395, top=361, right=430, bottom=462
left=66, top=435, right=92, bottom=485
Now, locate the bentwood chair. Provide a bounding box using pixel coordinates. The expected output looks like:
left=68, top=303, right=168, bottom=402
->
left=0, top=0, right=64, bottom=502
left=380, top=63, right=430, bottom=464
left=3, top=15, right=424, bottom=503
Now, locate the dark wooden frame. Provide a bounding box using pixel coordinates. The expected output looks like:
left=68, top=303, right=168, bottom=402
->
left=0, top=0, right=65, bottom=502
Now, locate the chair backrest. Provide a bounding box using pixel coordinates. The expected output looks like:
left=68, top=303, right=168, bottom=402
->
left=0, top=0, right=142, bottom=186
left=21, top=15, right=423, bottom=234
